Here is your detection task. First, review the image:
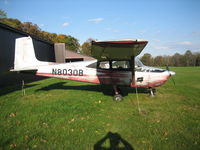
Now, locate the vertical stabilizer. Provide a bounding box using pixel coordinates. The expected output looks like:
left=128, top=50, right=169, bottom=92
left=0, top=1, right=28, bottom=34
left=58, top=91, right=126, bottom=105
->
left=13, top=37, right=48, bottom=71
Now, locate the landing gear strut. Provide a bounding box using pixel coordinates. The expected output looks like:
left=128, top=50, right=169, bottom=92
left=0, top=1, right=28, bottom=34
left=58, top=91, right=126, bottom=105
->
left=113, top=85, right=123, bottom=101
left=148, top=87, right=156, bottom=97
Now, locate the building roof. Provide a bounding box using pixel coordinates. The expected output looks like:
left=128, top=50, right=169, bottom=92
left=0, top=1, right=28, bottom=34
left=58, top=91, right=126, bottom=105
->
left=0, top=22, right=53, bottom=45
left=65, top=50, right=95, bottom=61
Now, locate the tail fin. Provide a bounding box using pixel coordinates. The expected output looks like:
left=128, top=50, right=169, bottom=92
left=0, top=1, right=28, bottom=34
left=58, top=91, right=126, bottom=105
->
left=13, top=36, right=49, bottom=71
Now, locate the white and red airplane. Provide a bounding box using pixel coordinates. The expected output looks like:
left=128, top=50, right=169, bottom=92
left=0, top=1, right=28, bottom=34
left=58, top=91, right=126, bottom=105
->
left=12, top=37, right=175, bottom=101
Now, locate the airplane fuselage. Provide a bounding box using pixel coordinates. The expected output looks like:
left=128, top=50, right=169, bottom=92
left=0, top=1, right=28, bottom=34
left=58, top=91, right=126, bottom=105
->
left=35, top=60, right=173, bottom=88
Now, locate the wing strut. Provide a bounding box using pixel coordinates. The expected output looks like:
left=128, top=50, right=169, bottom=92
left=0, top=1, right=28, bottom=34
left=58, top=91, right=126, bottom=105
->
left=130, top=56, right=135, bottom=85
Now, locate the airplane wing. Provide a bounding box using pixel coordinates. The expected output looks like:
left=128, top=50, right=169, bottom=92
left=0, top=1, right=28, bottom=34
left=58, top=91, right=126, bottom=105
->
left=91, top=39, right=148, bottom=60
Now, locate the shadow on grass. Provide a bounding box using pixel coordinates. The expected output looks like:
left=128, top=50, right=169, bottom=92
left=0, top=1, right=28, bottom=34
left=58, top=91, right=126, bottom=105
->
left=36, top=82, right=148, bottom=97
left=0, top=72, right=47, bottom=96
left=0, top=84, right=38, bottom=96
left=94, top=132, right=134, bottom=150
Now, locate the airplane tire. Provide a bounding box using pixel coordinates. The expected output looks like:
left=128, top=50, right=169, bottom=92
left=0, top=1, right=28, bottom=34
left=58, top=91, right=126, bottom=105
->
left=113, top=94, right=123, bottom=101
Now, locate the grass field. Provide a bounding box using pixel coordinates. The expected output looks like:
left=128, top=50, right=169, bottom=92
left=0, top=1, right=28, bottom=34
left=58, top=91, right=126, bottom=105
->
left=0, top=67, right=200, bottom=150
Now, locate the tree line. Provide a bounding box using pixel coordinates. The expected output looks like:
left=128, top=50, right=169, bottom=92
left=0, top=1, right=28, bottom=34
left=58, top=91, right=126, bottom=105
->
left=140, top=51, right=200, bottom=67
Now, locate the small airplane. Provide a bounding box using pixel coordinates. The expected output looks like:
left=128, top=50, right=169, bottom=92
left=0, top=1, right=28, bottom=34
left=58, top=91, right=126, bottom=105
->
left=11, top=37, right=175, bottom=101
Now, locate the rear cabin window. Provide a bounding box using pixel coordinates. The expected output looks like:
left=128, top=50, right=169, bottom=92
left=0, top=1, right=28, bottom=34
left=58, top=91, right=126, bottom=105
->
left=98, top=61, right=110, bottom=69
left=111, top=61, right=130, bottom=70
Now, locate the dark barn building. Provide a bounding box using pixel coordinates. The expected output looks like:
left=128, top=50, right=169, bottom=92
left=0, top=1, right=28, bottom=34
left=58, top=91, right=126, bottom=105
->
left=0, top=23, right=55, bottom=87
left=0, top=22, right=55, bottom=72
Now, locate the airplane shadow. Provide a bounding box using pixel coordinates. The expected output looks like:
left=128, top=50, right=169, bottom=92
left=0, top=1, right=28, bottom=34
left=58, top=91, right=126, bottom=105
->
left=36, top=82, right=149, bottom=97
left=94, top=132, right=134, bottom=150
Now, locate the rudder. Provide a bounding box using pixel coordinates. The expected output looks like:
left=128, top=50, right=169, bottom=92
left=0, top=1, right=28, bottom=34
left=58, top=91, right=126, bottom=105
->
left=13, top=36, right=48, bottom=71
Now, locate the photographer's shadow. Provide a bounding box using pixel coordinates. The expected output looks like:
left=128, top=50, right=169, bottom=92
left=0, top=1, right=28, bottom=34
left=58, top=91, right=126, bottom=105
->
left=94, top=132, right=134, bottom=150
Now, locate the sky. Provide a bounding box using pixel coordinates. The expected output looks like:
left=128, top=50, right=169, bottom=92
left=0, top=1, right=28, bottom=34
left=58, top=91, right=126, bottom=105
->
left=1, top=0, right=200, bottom=56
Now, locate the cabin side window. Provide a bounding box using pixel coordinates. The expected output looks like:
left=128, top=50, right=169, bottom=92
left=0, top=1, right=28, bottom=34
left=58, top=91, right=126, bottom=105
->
left=98, top=61, right=110, bottom=69
left=111, top=61, right=130, bottom=70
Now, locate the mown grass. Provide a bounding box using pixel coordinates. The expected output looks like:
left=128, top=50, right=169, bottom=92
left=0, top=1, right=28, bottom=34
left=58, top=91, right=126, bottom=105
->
left=0, top=67, right=200, bottom=150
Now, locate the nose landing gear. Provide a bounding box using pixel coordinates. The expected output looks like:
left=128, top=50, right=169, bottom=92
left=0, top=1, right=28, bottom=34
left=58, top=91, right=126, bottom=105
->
left=113, top=85, right=123, bottom=101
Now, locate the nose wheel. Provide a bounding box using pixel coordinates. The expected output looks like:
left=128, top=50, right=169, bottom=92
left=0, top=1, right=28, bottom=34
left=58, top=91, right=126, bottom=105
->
left=113, top=94, right=123, bottom=101
left=113, top=85, right=123, bottom=101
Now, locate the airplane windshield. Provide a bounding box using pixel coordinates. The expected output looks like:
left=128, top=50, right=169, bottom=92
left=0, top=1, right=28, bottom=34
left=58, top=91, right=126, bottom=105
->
left=135, top=57, right=144, bottom=67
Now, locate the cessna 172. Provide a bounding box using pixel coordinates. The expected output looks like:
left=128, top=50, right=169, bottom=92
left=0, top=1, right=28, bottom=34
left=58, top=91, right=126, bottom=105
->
left=12, top=37, right=175, bottom=101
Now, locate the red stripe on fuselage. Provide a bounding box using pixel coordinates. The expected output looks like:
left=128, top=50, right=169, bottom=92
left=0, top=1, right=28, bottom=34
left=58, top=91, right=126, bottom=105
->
left=95, top=40, right=148, bottom=44
left=36, top=72, right=169, bottom=88
left=36, top=72, right=129, bottom=78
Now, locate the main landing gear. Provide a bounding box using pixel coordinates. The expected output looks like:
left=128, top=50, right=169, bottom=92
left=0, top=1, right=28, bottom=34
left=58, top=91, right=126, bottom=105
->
left=112, top=86, right=156, bottom=100
left=148, top=87, right=156, bottom=97
left=112, top=85, right=123, bottom=101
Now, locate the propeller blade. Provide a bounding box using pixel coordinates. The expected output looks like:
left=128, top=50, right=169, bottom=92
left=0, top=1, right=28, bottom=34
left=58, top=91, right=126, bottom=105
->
left=166, top=65, right=169, bottom=71
left=171, top=75, right=176, bottom=85
left=166, top=64, right=176, bottom=85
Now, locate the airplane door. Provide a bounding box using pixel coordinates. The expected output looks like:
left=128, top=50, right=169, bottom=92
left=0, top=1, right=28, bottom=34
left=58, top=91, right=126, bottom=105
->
left=110, top=60, right=131, bottom=86
left=97, top=60, right=131, bottom=85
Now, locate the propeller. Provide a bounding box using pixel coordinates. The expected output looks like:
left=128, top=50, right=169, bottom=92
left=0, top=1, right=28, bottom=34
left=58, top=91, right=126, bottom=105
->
left=166, top=65, right=176, bottom=85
